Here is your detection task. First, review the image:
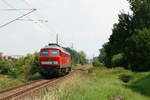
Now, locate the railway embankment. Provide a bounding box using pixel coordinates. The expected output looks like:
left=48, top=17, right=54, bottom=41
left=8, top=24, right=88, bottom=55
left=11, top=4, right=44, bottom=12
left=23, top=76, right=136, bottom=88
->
left=0, top=73, right=42, bottom=90
left=0, top=64, right=90, bottom=100
left=39, top=66, right=150, bottom=100
left=2, top=64, right=150, bottom=100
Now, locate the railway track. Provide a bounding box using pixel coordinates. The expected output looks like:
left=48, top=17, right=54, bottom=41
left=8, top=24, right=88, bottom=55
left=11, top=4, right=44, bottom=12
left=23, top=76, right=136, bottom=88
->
left=0, top=64, right=91, bottom=100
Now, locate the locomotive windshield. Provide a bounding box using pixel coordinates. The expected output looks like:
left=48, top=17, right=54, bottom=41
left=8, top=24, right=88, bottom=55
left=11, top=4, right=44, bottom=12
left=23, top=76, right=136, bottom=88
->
left=41, top=50, right=49, bottom=56
left=51, top=50, right=58, bottom=56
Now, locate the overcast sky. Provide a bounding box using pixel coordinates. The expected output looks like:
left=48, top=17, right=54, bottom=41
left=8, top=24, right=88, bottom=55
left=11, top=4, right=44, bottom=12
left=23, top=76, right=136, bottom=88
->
left=0, top=0, right=130, bottom=59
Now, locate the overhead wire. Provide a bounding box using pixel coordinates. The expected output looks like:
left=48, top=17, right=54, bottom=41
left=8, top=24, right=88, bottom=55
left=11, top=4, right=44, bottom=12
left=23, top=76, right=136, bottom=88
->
left=17, top=18, right=48, bottom=22
left=22, top=0, right=32, bottom=7
left=0, top=0, right=37, bottom=28
left=0, top=9, right=35, bottom=11
left=25, top=0, right=57, bottom=33
left=21, top=0, right=58, bottom=37
left=1, top=0, right=69, bottom=47
left=57, top=33, right=70, bottom=47
left=1, top=0, right=32, bottom=16
left=0, top=9, right=36, bottom=28
left=1, top=0, right=47, bottom=23
left=20, top=0, right=61, bottom=46
left=19, top=0, right=48, bottom=23
left=1, top=0, right=14, bottom=8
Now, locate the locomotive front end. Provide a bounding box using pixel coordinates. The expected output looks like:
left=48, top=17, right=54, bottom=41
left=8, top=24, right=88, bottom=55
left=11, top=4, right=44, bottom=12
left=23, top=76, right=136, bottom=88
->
left=40, top=49, right=61, bottom=66
left=39, top=43, right=71, bottom=77
left=39, top=48, right=61, bottom=76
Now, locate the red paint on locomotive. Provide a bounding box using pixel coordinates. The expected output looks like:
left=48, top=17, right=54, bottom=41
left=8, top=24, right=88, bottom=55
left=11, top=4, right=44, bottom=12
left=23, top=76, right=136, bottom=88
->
left=39, top=43, right=71, bottom=77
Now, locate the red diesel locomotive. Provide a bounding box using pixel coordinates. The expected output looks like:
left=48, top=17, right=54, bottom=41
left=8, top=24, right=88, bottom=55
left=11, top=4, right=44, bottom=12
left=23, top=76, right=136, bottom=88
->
left=39, top=43, right=71, bottom=77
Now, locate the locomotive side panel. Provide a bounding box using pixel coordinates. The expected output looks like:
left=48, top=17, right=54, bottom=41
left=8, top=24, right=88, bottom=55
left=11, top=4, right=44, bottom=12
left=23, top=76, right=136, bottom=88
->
left=61, top=51, right=71, bottom=67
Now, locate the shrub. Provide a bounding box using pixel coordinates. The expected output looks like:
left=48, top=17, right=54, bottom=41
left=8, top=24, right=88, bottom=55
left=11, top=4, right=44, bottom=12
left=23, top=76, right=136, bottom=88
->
left=92, top=61, right=105, bottom=67
left=9, top=68, right=21, bottom=78
left=29, top=52, right=40, bottom=75
left=74, top=64, right=81, bottom=68
left=88, top=67, right=95, bottom=73
left=0, top=52, right=40, bottom=78
left=0, top=60, right=12, bottom=74
left=111, top=53, right=124, bottom=67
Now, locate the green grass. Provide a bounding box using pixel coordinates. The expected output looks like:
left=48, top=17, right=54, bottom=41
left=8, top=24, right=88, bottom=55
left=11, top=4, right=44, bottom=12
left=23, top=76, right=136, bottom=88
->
left=72, top=64, right=82, bottom=68
left=0, top=75, right=27, bottom=90
left=0, top=73, right=42, bottom=90
left=40, top=67, right=150, bottom=100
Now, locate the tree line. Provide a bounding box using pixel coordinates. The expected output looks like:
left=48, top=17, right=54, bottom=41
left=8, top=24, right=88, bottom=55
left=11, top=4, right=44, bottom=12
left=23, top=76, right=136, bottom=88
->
left=65, top=47, right=87, bottom=65
left=0, top=48, right=87, bottom=78
left=0, top=52, right=40, bottom=78
left=97, top=0, right=150, bottom=71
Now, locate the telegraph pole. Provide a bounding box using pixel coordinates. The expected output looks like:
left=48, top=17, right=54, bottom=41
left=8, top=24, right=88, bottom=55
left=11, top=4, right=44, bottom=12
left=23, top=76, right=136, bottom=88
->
left=71, top=43, right=74, bottom=49
left=56, top=33, right=59, bottom=44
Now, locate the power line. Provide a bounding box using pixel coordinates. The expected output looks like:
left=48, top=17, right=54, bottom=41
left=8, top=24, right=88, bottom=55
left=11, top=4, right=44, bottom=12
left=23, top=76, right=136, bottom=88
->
left=0, top=9, right=36, bottom=28
left=1, top=0, right=32, bottom=19
left=21, top=0, right=45, bottom=19
left=17, top=18, right=48, bottom=23
left=0, top=0, right=58, bottom=45
left=21, top=0, right=50, bottom=23
left=0, top=9, right=35, bottom=11
left=1, top=0, right=48, bottom=23
left=21, top=0, right=58, bottom=37
left=22, top=0, right=32, bottom=8
left=1, top=0, right=14, bottom=8
left=1, top=0, right=63, bottom=44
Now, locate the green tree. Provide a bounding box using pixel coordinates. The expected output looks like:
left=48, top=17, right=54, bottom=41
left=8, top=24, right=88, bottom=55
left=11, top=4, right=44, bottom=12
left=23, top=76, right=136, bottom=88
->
left=93, top=57, right=105, bottom=67
left=128, top=0, right=150, bottom=30
left=109, top=13, right=133, bottom=54
left=65, top=48, right=87, bottom=66
left=29, top=52, right=40, bottom=75
left=0, top=52, right=40, bottom=78
left=78, top=51, right=87, bottom=65
left=0, top=52, right=3, bottom=57
left=98, top=42, right=112, bottom=67
left=0, top=60, right=12, bottom=74
left=65, top=47, right=79, bottom=65
left=125, top=29, right=150, bottom=71
left=99, top=0, right=150, bottom=71
left=111, top=53, right=125, bottom=67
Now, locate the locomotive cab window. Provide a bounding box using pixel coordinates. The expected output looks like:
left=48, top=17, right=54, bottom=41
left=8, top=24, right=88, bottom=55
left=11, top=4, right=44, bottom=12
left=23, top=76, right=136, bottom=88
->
left=51, top=50, right=58, bottom=56
left=41, top=50, right=49, bottom=56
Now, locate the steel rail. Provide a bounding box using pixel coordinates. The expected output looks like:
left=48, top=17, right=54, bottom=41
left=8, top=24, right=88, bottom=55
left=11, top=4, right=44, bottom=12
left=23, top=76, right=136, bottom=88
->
left=0, top=64, right=90, bottom=100
left=0, top=79, right=43, bottom=94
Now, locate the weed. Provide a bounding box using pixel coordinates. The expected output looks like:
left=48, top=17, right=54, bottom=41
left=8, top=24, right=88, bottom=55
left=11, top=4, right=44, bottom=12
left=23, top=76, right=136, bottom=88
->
left=39, top=68, right=150, bottom=100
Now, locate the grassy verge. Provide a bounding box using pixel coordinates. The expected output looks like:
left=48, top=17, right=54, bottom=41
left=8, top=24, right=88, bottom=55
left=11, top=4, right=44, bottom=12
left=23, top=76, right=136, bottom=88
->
left=71, top=64, right=82, bottom=68
left=39, top=67, right=150, bottom=100
left=0, top=73, right=42, bottom=90
left=0, top=64, right=80, bottom=90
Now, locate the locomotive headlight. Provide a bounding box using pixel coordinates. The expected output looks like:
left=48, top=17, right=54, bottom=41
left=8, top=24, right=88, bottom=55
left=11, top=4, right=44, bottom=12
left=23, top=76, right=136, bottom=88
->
left=53, top=61, right=58, bottom=64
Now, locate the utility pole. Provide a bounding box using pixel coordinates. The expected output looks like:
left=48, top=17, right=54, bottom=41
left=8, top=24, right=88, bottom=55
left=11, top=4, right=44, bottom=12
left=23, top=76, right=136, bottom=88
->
left=56, top=33, right=59, bottom=44
left=71, top=43, right=74, bottom=49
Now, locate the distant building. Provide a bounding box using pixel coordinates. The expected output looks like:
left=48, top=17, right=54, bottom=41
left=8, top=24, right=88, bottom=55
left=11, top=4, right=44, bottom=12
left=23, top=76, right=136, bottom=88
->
left=1, top=56, right=5, bottom=60
left=3, top=55, right=23, bottom=60
left=12, top=55, right=23, bottom=60
left=32, top=54, right=35, bottom=57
